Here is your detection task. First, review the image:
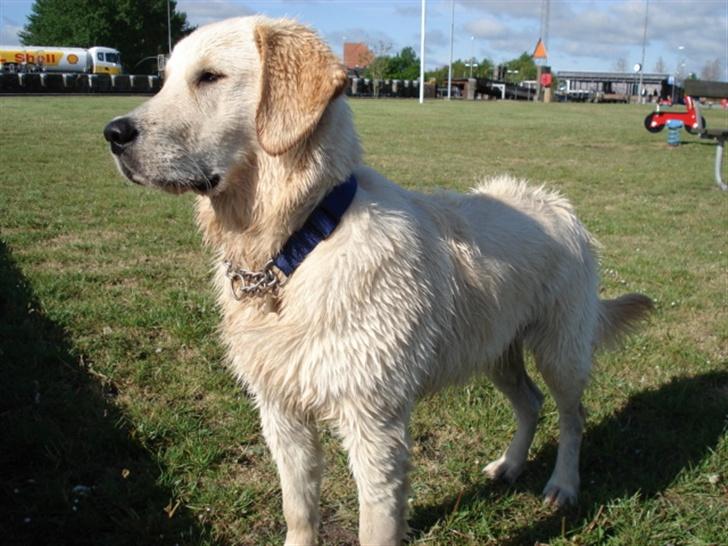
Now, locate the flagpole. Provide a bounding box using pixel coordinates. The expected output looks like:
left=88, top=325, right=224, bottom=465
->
left=419, top=0, right=426, bottom=104
left=447, top=0, right=454, bottom=100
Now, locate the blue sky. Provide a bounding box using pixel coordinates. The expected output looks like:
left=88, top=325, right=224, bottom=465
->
left=1, top=0, right=726, bottom=77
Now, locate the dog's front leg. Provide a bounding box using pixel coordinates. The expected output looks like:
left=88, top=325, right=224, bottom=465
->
left=260, top=401, right=323, bottom=546
left=340, top=408, right=411, bottom=545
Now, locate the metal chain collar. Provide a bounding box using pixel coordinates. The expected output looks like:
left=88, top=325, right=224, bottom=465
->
left=223, top=260, right=283, bottom=300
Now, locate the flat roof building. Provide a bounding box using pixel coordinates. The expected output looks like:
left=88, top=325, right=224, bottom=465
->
left=557, top=70, right=669, bottom=98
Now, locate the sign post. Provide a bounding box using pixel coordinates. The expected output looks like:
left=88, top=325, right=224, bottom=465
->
left=532, top=38, right=548, bottom=102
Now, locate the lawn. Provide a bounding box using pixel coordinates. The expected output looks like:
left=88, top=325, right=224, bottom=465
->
left=0, top=96, right=726, bottom=546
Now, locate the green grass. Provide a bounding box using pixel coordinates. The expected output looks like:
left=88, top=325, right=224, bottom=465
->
left=1, top=96, right=726, bottom=545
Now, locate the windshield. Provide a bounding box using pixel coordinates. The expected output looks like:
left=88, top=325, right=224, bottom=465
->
left=105, top=52, right=120, bottom=64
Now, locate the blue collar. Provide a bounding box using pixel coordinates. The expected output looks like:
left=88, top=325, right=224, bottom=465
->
left=273, top=174, right=358, bottom=277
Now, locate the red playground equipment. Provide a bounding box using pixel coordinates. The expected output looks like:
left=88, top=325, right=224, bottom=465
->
left=644, top=79, right=706, bottom=134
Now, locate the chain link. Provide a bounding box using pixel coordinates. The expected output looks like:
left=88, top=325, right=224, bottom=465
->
left=223, top=260, right=282, bottom=300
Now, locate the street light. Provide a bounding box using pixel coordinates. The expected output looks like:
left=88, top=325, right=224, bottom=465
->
left=673, top=45, right=686, bottom=103
left=469, top=35, right=475, bottom=78
left=638, top=0, right=649, bottom=103
left=167, top=0, right=172, bottom=54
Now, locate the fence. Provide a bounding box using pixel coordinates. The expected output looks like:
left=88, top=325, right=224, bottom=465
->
left=0, top=72, right=160, bottom=94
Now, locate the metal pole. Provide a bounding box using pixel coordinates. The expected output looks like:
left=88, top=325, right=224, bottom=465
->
left=167, top=0, right=172, bottom=54
left=447, top=0, right=454, bottom=100
left=638, top=0, right=649, bottom=102
left=469, top=36, right=474, bottom=78
left=419, top=0, right=426, bottom=104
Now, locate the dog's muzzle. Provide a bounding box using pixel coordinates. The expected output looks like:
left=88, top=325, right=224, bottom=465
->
left=104, top=117, right=138, bottom=155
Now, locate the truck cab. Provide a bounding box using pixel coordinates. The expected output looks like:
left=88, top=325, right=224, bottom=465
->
left=88, top=47, right=122, bottom=74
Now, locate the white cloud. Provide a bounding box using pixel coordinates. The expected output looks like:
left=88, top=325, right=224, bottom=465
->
left=426, top=28, right=449, bottom=48
left=177, top=0, right=255, bottom=27
left=1, top=16, right=22, bottom=45
left=452, top=0, right=726, bottom=73
left=463, top=15, right=509, bottom=40
left=394, top=4, right=421, bottom=18
left=326, top=28, right=397, bottom=53
left=457, top=0, right=543, bottom=20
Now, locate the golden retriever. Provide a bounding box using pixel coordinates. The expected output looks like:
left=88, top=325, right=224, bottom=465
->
left=104, top=16, right=653, bottom=545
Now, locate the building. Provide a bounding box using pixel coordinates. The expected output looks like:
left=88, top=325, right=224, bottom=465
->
left=343, top=43, right=374, bottom=72
left=556, top=70, right=669, bottom=101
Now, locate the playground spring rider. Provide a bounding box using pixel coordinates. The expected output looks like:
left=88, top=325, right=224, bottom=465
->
left=644, top=79, right=706, bottom=134
left=644, top=96, right=706, bottom=134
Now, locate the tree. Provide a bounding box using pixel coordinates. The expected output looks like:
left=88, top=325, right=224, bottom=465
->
left=700, top=58, right=721, bottom=81
left=425, top=56, right=493, bottom=82
left=20, top=0, right=192, bottom=73
left=386, top=46, right=420, bottom=80
left=363, top=40, right=391, bottom=96
left=675, top=61, right=687, bottom=80
left=613, top=57, right=627, bottom=72
left=505, top=52, right=537, bottom=82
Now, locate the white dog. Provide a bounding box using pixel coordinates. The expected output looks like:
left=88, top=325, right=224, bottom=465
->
left=104, top=16, right=652, bottom=545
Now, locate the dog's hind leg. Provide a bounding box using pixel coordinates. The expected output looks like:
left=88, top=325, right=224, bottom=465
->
left=259, top=402, right=323, bottom=546
left=484, top=339, right=544, bottom=483
left=339, top=406, right=411, bottom=546
left=535, top=335, right=591, bottom=507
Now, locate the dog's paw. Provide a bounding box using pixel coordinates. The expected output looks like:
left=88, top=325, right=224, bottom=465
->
left=542, top=481, right=578, bottom=507
left=483, top=455, right=523, bottom=483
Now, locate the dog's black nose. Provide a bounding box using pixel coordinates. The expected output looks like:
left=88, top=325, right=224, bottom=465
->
left=104, top=117, right=138, bottom=154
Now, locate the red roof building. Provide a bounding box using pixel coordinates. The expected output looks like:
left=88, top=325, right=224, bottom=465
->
left=343, top=43, right=374, bottom=70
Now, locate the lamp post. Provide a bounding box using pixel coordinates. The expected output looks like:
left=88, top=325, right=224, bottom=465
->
left=167, top=0, right=172, bottom=54
left=469, top=35, right=475, bottom=78
left=677, top=45, right=686, bottom=78
left=638, top=0, right=649, bottom=103
left=673, top=45, right=685, bottom=103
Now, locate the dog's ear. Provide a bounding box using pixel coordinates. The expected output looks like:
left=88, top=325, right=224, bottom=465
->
left=254, top=20, right=348, bottom=156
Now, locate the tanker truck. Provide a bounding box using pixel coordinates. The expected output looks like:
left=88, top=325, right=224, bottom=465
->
left=0, top=45, right=122, bottom=74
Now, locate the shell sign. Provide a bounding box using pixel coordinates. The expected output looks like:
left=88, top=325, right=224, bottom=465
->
left=67, top=53, right=79, bottom=64
left=0, top=50, right=64, bottom=66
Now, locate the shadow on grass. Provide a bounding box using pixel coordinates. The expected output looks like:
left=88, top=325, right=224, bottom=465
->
left=0, top=241, right=216, bottom=545
left=410, top=369, right=728, bottom=544
left=677, top=139, right=721, bottom=146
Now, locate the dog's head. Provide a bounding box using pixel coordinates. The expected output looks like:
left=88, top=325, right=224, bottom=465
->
left=103, top=16, right=348, bottom=195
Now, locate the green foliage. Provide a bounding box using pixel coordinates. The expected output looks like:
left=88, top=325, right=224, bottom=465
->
left=363, top=46, right=538, bottom=85
left=505, top=51, right=538, bottom=82
left=426, top=57, right=494, bottom=82
left=364, top=46, right=420, bottom=81
left=19, top=0, right=192, bottom=73
left=364, top=55, right=389, bottom=82
left=425, top=52, right=536, bottom=84
left=386, top=46, right=419, bottom=80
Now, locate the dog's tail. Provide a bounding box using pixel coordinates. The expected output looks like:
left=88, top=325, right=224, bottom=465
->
left=595, top=293, right=654, bottom=349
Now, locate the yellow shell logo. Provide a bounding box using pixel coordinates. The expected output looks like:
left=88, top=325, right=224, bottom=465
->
left=67, top=54, right=79, bottom=64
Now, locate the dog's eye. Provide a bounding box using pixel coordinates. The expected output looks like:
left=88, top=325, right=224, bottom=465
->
left=197, top=71, right=224, bottom=85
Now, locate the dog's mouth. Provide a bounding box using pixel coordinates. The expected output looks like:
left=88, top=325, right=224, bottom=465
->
left=116, top=158, right=222, bottom=195
left=189, top=173, right=222, bottom=194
